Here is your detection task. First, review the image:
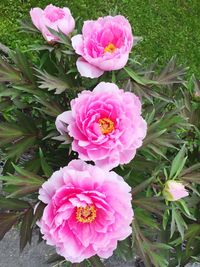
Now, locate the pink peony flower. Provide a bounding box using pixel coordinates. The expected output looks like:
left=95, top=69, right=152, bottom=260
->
left=56, top=82, right=147, bottom=170
left=163, top=180, right=189, bottom=201
left=71, top=15, right=134, bottom=78
left=30, top=4, right=75, bottom=42
left=37, top=160, right=133, bottom=263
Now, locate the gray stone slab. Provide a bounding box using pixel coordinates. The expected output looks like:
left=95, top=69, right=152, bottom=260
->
left=0, top=229, right=54, bottom=267
left=0, top=229, right=136, bottom=267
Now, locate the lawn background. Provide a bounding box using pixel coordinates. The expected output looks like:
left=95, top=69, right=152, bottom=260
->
left=0, top=0, right=199, bottom=77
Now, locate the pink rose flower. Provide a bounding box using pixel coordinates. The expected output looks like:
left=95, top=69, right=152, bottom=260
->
left=71, top=15, right=133, bottom=78
left=37, top=160, right=133, bottom=263
left=56, top=82, right=147, bottom=170
left=163, top=180, right=189, bottom=201
left=30, top=4, right=75, bottom=42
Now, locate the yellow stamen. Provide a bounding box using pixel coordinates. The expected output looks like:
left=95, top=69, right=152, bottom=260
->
left=104, top=43, right=116, bottom=54
left=99, top=118, right=114, bottom=135
left=76, top=205, right=97, bottom=223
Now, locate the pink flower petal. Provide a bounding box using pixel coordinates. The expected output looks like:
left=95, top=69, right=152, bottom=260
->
left=38, top=160, right=133, bottom=262
left=76, top=57, right=104, bottom=78
left=71, top=34, right=84, bottom=55
left=30, top=8, right=43, bottom=31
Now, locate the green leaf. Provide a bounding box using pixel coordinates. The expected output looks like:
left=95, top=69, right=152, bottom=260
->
left=143, top=129, right=167, bottom=147
left=0, top=197, right=30, bottom=211
left=0, top=85, right=20, bottom=99
left=162, top=209, right=169, bottom=230
left=172, top=206, right=187, bottom=240
left=47, top=27, right=72, bottom=46
left=114, top=237, right=134, bottom=261
left=179, top=163, right=200, bottom=184
left=170, top=224, right=200, bottom=246
left=0, top=56, right=22, bottom=83
left=9, top=49, right=35, bottom=83
left=46, top=253, right=65, bottom=264
left=180, top=163, right=200, bottom=176
left=35, top=68, right=70, bottom=94
left=169, top=145, right=186, bottom=179
left=0, top=213, right=19, bottom=240
left=0, top=165, right=44, bottom=197
left=88, top=256, right=105, bottom=267
left=6, top=185, right=40, bottom=198
left=13, top=84, right=47, bottom=98
left=155, top=56, right=186, bottom=85
left=26, top=44, right=54, bottom=53
left=39, top=148, right=53, bottom=177
left=6, top=136, right=36, bottom=159
left=135, top=208, right=159, bottom=230
left=149, top=250, right=169, bottom=267
left=152, top=243, right=172, bottom=250
left=178, top=200, right=192, bottom=217
left=5, top=136, right=36, bottom=160
left=132, top=176, right=155, bottom=196
left=15, top=111, right=37, bottom=134
left=133, top=197, right=165, bottom=216
left=35, top=96, right=64, bottom=117
left=0, top=123, right=23, bottom=138
left=31, top=202, right=46, bottom=227
left=19, top=18, right=40, bottom=34
left=20, top=208, right=34, bottom=251
left=124, top=67, right=158, bottom=85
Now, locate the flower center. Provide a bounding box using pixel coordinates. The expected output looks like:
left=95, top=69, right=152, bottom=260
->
left=104, top=43, right=117, bottom=54
left=76, top=205, right=97, bottom=223
left=99, top=118, right=115, bottom=135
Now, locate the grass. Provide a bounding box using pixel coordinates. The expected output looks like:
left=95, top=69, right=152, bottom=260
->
left=0, top=0, right=199, bottom=77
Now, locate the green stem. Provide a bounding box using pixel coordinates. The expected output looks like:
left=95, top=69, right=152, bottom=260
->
left=88, top=255, right=106, bottom=267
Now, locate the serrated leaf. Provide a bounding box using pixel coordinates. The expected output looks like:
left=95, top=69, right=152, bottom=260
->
left=155, top=56, right=186, bottom=85
left=35, top=68, right=70, bottom=94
